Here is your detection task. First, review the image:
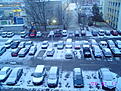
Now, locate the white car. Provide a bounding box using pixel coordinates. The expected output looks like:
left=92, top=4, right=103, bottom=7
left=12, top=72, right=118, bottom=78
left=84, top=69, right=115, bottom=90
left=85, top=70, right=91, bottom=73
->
left=65, top=49, right=73, bottom=59
left=115, top=40, right=121, bottom=49
left=18, top=42, right=25, bottom=48
left=47, top=66, right=59, bottom=87
left=102, top=48, right=112, bottom=57
left=65, top=38, right=72, bottom=49
left=98, top=68, right=117, bottom=89
left=62, top=30, right=67, bottom=37
left=0, top=67, right=12, bottom=82
left=32, top=65, right=46, bottom=85
left=57, top=41, right=64, bottom=49
left=74, top=41, right=81, bottom=49
left=36, top=31, right=42, bottom=37
left=29, top=46, right=37, bottom=55
left=93, top=46, right=103, bottom=58
left=41, top=41, right=49, bottom=49
left=99, top=41, right=108, bottom=48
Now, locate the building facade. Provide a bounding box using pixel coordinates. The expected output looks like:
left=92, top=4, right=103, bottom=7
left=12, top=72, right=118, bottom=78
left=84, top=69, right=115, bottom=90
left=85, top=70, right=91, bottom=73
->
left=103, top=0, right=121, bottom=30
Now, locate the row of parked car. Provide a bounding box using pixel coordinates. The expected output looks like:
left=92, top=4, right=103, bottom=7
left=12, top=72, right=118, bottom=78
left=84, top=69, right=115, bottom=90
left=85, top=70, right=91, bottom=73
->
left=92, top=29, right=121, bottom=36
left=0, top=40, right=37, bottom=57
left=1, top=32, right=14, bottom=38
left=0, top=66, right=117, bottom=90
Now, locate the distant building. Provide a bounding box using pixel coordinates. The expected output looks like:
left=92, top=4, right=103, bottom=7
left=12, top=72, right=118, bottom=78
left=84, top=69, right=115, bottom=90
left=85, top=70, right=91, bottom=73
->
left=103, top=0, right=121, bottom=30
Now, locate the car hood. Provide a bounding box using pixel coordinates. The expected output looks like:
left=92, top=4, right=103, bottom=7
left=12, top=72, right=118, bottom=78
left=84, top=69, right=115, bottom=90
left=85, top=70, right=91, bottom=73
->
left=48, top=79, right=57, bottom=84
left=32, top=77, right=43, bottom=83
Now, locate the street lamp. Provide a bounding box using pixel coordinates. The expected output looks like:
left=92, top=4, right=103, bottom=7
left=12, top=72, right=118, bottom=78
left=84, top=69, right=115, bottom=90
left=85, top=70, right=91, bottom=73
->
left=52, top=19, right=57, bottom=25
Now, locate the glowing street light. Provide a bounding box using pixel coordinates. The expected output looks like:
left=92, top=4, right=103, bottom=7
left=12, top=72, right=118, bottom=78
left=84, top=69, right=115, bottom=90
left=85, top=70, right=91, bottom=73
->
left=52, top=19, right=57, bottom=24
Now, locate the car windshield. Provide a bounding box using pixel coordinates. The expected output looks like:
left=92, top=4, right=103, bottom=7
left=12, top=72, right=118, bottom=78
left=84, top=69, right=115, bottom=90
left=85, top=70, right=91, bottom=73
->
left=103, top=75, right=113, bottom=81
left=33, top=73, right=42, bottom=77
left=49, top=74, right=56, bottom=79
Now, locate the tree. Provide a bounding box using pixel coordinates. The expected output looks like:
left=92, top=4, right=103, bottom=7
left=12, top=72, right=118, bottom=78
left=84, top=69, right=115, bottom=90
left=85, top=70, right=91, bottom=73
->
left=92, top=4, right=104, bottom=25
left=24, top=0, right=47, bottom=31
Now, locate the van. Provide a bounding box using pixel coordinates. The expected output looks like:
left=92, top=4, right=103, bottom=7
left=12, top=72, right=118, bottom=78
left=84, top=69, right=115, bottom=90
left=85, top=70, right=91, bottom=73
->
left=47, top=66, right=59, bottom=87
left=32, top=65, right=46, bottom=85
left=65, top=38, right=72, bottom=49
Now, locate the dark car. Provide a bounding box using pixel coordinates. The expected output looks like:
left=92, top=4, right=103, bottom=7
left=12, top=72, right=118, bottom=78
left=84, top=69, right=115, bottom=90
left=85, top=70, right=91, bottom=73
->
left=29, top=29, right=37, bottom=37
left=11, top=48, right=21, bottom=57
left=6, top=68, right=23, bottom=85
left=73, top=68, right=84, bottom=88
left=75, top=31, right=80, bottom=37
left=46, top=49, right=55, bottom=57
left=0, top=46, right=6, bottom=56
left=110, top=48, right=121, bottom=57
left=83, top=45, right=91, bottom=57
left=11, top=41, right=20, bottom=49
left=54, top=30, right=62, bottom=37
left=92, top=30, right=98, bottom=36
left=111, top=30, right=118, bottom=36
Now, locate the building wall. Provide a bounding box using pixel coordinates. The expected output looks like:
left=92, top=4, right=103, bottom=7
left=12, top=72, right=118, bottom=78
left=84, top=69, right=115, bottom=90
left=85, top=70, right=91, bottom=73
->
left=104, top=0, right=121, bottom=29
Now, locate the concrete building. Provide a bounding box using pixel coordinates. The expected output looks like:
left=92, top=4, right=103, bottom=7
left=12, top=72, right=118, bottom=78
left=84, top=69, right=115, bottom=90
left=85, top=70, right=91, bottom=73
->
left=103, top=0, right=121, bottom=30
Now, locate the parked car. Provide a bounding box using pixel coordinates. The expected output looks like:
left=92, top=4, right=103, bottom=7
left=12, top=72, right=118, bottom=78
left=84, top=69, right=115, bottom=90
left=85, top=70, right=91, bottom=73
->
left=65, top=38, right=72, bottom=49
left=110, top=48, right=121, bottom=57
left=4, top=39, right=13, bottom=48
left=115, top=40, right=121, bottom=49
left=29, top=29, right=37, bottom=37
left=92, top=30, right=98, bottom=36
left=105, top=30, right=111, bottom=36
left=25, top=41, right=33, bottom=46
left=99, top=41, right=108, bottom=48
left=0, top=46, right=6, bottom=56
left=107, top=40, right=116, bottom=48
left=73, top=68, right=84, bottom=88
left=54, top=30, right=62, bottom=37
left=98, top=29, right=105, bottom=36
left=20, top=32, right=27, bottom=38
left=74, top=41, right=81, bottom=49
left=29, top=46, right=37, bottom=55
left=47, top=66, right=59, bottom=87
left=7, top=32, right=14, bottom=38
left=36, top=31, right=42, bottom=37
left=57, top=41, right=64, bottom=49
left=65, top=49, right=73, bottom=59
left=5, top=39, right=13, bottom=45
left=1, top=32, right=7, bottom=38
left=68, top=32, right=74, bottom=37
left=117, top=30, right=121, bottom=35
left=62, top=30, right=67, bottom=37
left=0, top=67, right=12, bottom=82
left=75, top=31, right=80, bottom=37
left=102, top=48, right=112, bottom=57
left=10, top=41, right=20, bottom=49
left=18, top=48, right=29, bottom=57
left=41, top=41, right=49, bottom=49
left=93, top=46, right=103, bottom=58
left=46, top=48, right=55, bottom=57
left=18, top=42, right=25, bottom=49
left=81, top=30, right=86, bottom=36
left=32, top=65, right=46, bottom=85
left=83, top=45, right=91, bottom=57
left=111, top=30, right=118, bottom=36
left=90, top=39, right=98, bottom=48
left=11, top=48, right=21, bottom=57
left=98, top=68, right=117, bottom=90
left=6, top=68, right=23, bottom=85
